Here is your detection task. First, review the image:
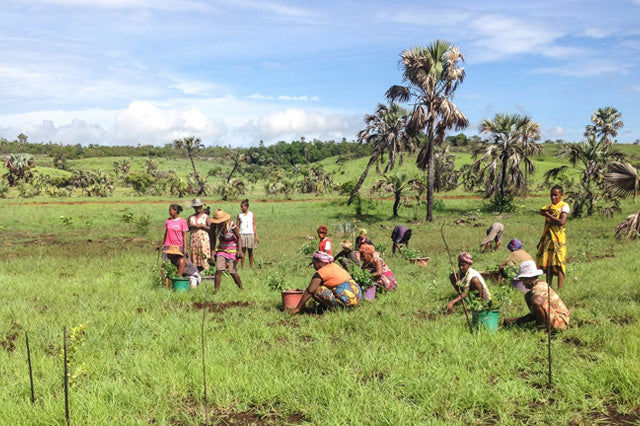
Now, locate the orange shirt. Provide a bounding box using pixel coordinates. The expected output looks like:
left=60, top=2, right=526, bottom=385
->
left=315, top=263, right=352, bottom=289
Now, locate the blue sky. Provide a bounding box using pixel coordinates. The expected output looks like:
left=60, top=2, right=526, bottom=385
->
left=1, top=0, right=639, bottom=147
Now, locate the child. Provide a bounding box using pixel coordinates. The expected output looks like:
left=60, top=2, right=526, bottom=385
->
left=237, top=199, right=259, bottom=268
left=157, top=204, right=189, bottom=260
left=317, top=225, right=332, bottom=255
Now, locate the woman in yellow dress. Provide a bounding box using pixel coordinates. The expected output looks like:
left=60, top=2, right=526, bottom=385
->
left=536, top=185, right=570, bottom=290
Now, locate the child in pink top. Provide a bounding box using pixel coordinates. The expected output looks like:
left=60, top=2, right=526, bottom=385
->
left=157, top=204, right=189, bottom=261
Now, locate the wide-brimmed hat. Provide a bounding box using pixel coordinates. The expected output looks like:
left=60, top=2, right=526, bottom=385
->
left=163, top=245, right=184, bottom=256
left=515, top=260, right=544, bottom=279
left=340, top=240, right=353, bottom=250
left=191, top=198, right=204, bottom=207
left=210, top=208, right=231, bottom=224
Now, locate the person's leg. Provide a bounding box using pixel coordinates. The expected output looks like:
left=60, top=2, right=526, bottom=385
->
left=529, top=296, right=549, bottom=327
left=494, top=240, right=501, bottom=251
left=247, top=248, right=254, bottom=268
left=482, top=242, right=490, bottom=253
left=240, top=247, right=246, bottom=268
left=214, top=271, right=222, bottom=292
left=230, top=273, right=243, bottom=290
left=214, top=254, right=226, bottom=292
left=557, top=269, right=565, bottom=291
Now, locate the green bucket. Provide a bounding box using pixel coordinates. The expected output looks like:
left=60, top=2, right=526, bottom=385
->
left=471, top=309, right=500, bottom=333
left=172, top=278, right=190, bottom=292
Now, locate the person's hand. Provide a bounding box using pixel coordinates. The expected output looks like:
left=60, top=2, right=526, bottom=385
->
left=256, top=237, right=260, bottom=244
left=289, top=306, right=300, bottom=315
left=236, top=252, right=244, bottom=259
left=156, top=243, right=162, bottom=251
left=446, top=302, right=454, bottom=313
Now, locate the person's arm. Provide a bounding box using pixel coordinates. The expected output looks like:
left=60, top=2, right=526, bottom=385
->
left=233, top=225, right=243, bottom=259
left=290, top=276, right=322, bottom=314
left=372, top=258, right=384, bottom=279
left=504, top=313, right=536, bottom=326
left=252, top=212, right=259, bottom=243
left=188, top=215, right=197, bottom=232
left=157, top=229, right=167, bottom=250
left=469, top=277, right=486, bottom=299
left=182, top=231, right=188, bottom=256
left=542, top=210, right=567, bottom=226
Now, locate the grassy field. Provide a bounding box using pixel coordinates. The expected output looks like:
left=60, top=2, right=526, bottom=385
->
left=1, top=188, right=640, bottom=424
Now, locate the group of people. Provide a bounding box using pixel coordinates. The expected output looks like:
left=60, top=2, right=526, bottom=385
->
left=449, top=185, right=571, bottom=331
left=157, top=199, right=259, bottom=292
left=157, top=185, right=572, bottom=331
left=290, top=227, right=401, bottom=314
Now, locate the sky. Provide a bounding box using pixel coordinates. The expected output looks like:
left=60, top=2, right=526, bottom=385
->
left=1, top=0, right=639, bottom=148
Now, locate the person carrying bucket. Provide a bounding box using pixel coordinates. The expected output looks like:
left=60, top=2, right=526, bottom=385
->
left=163, top=245, right=201, bottom=289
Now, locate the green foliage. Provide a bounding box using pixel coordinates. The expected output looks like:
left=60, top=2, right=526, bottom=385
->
left=299, top=239, right=317, bottom=256
left=265, top=271, right=286, bottom=292
left=60, top=215, right=73, bottom=226
left=120, top=208, right=135, bottom=224
left=401, top=247, right=421, bottom=260
left=347, top=263, right=374, bottom=288
left=465, top=285, right=513, bottom=312
left=60, top=322, right=89, bottom=387
left=134, top=213, right=151, bottom=236
left=485, top=192, right=516, bottom=213
left=124, top=170, right=155, bottom=194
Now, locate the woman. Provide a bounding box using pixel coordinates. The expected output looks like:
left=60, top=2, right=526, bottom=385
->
left=334, top=240, right=360, bottom=269
left=237, top=199, right=259, bottom=269
left=504, top=260, right=570, bottom=331
left=354, top=229, right=373, bottom=251
left=391, top=224, right=412, bottom=255
left=157, top=204, right=189, bottom=261
left=536, top=185, right=570, bottom=290
left=290, top=251, right=361, bottom=315
left=210, top=209, right=243, bottom=292
left=317, top=225, right=332, bottom=255
left=499, top=238, right=534, bottom=293
left=446, top=252, right=491, bottom=312
left=359, top=243, right=397, bottom=291
left=480, top=222, right=504, bottom=253
left=187, top=198, right=211, bottom=271
left=162, top=245, right=201, bottom=289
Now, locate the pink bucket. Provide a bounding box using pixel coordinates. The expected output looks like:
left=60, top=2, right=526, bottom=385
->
left=363, top=285, right=376, bottom=300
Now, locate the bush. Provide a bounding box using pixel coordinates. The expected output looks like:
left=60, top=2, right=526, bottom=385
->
left=124, top=171, right=155, bottom=194
left=485, top=193, right=516, bottom=213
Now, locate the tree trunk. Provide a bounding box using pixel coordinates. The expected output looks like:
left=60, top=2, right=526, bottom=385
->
left=426, top=140, right=435, bottom=222
left=393, top=195, right=400, bottom=217
left=189, top=151, right=206, bottom=196
left=348, top=152, right=381, bottom=205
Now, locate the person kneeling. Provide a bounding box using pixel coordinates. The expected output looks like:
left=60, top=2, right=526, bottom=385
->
left=446, top=252, right=491, bottom=312
left=290, top=251, right=362, bottom=315
left=163, top=245, right=201, bottom=289
left=504, top=260, right=570, bottom=331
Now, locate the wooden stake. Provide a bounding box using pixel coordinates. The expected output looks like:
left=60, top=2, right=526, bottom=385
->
left=25, top=331, right=35, bottom=403
left=63, top=327, right=70, bottom=426
left=201, top=281, right=209, bottom=425
left=440, top=223, right=474, bottom=334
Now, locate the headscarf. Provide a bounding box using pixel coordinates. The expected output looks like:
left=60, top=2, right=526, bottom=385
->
left=458, top=251, right=473, bottom=265
left=312, top=250, right=333, bottom=264
left=507, top=238, right=523, bottom=251
left=359, top=229, right=367, bottom=236
left=359, top=243, right=375, bottom=256
left=317, top=225, right=328, bottom=234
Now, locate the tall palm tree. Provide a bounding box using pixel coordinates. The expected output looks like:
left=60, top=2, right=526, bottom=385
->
left=172, top=136, right=206, bottom=195
left=584, top=106, right=623, bottom=148
left=469, top=113, right=541, bottom=199
left=348, top=103, right=413, bottom=204
left=386, top=40, right=468, bottom=221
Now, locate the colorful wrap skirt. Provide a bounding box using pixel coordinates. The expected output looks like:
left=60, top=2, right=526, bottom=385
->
left=314, top=280, right=362, bottom=308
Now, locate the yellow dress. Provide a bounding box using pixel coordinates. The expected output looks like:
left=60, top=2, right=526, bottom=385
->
left=536, top=201, right=569, bottom=275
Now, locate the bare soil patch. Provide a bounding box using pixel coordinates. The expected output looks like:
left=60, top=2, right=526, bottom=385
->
left=191, top=301, right=251, bottom=312
left=1, top=323, right=22, bottom=352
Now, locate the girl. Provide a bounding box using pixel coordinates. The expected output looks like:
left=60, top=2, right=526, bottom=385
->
left=536, top=185, right=570, bottom=290
left=317, top=225, right=332, bottom=255
left=157, top=204, right=189, bottom=261
left=210, top=209, right=244, bottom=292
left=237, top=199, right=258, bottom=268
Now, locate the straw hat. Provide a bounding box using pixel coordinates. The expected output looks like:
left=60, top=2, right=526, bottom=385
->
left=515, top=260, right=544, bottom=279
left=191, top=198, right=204, bottom=207
left=210, top=208, right=231, bottom=224
left=359, top=229, right=367, bottom=236
left=340, top=240, right=353, bottom=250
left=163, top=245, right=184, bottom=256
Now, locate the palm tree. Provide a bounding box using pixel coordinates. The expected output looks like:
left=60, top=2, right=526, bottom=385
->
left=604, top=161, right=639, bottom=201
left=386, top=40, right=468, bottom=221
left=370, top=172, right=420, bottom=217
left=3, top=153, right=35, bottom=186
left=520, top=118, right=542, bottom=193
left=348, top=103, right=413, bottom=204
left=172, top=136, right=206, bottom=195
left=469, top=114, right=541, bottom=199
left=584, top=106, right=623, bottom=148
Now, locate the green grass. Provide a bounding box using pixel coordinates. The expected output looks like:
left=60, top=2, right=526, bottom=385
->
left=1, top=192, right=639, bottom=424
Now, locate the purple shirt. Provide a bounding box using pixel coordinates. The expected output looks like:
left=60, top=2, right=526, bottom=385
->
left=391, top=225, right=408, bottom=243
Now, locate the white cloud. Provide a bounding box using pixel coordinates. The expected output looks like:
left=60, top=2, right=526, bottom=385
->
left=548, top=126, right=565, bottom=137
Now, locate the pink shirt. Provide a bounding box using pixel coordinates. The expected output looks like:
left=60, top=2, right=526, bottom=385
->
left=164, top=218, right=188, bottom=247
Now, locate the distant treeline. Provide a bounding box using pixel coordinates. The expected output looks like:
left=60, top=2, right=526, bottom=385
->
left=0, top=137, right=373, bottom=166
